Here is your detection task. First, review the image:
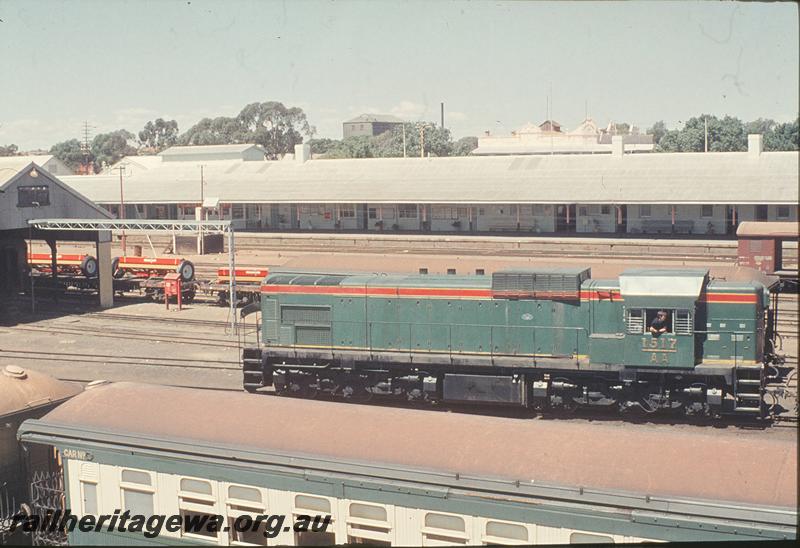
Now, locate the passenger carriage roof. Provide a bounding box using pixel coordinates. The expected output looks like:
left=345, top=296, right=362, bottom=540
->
left=18, top=383, right=796, bottom=509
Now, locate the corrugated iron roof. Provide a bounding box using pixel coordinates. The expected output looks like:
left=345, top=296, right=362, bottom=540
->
left=20, top=382, right=797, bottom=508
left=57, top=150, right=798, bottom=205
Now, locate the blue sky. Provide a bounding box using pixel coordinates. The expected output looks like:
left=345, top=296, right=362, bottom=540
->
left=0, top=0, right=797, bottom=150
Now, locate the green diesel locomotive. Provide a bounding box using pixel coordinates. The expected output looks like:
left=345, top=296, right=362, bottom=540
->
left=242, top=267, right=786, bottom=417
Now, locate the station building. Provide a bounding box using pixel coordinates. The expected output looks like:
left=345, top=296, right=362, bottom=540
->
left=57, top=134, right=797, bottom=237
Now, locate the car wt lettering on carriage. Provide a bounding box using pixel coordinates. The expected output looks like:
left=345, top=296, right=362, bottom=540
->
left=242, top=266, right=791, bottom=418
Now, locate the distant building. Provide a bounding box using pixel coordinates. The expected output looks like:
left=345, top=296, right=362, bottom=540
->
left=343, top=114, right=405, bottom=139
left=473, top=118, right=654, bottom=156
left=0, top=155, right=74, bottom=176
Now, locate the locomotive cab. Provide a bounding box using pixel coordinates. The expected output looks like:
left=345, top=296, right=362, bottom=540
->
left=618, top=269, right=708, bottom=369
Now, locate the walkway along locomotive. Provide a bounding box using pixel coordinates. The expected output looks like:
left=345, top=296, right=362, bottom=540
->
left=242, top=267, right=787, bottom=417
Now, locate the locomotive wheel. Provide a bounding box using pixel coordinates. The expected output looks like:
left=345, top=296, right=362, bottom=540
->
left=176, top=260, right=195, bottom=282
left=80, top=256, right=99, bottom=278
left=341, top=379, right=372, bottom=403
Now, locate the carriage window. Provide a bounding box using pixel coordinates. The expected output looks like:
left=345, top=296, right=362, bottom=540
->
left=625, top=309, right=645, bottom=334
left=294, top=495, right=335, bottom=546
left=422, top=512, right=469, bottom=545
left=179, top=477, right=217, bottom=539
left=484, top=520, right=528, bottom=544
left=227, top=485, right=268, bottom=546
left=347, top=502, right=391, bottom=545
left=570, top=532, right=614, bottom=544
left=120, top=469, right=154, bottom=516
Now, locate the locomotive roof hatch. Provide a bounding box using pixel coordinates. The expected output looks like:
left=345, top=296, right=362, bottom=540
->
left=619, top=268, right=708, bottom=307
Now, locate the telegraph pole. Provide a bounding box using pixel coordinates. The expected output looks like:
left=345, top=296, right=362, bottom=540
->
left=80, top=121, right=95, bottom=174
left=109, top=164, right=128, bottom=255
left=199, top=165, right=205, bottom=254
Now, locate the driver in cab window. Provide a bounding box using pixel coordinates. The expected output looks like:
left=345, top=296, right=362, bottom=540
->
left=649, top=310, right=670, bottom=336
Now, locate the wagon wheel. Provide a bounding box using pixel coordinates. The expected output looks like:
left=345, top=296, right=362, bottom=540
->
left=80, top=256, right=98, bottom=278
left=176, top=260, right=195, bottom=282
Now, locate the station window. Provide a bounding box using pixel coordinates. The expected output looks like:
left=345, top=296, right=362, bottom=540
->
left=579, top=207, right=588, bottom=216
left=398, top=205, right=418, bottom=219
left=346, top=502, right=391, bottom=545
left=368, top=208, right=377, bottom=219
left=340, top=205, right=356, bottom=218
left=120, top=469, right=155, bottom=516
left=17, top=185, right=50, bottom=207
left=293, top=494, right=335, bottom=546
left=483, top=520, right=529, bottom=545
left=532, top=204, right=544, bottom=215
left=701, top=205, right=714, bottom=217
left=178, top=477, right=217, bottom=540
left=601, top=205, right=611, bottom=215
left=570, top=532, right=614, bottom=544
left=639, top=205, right=651, bottom=218
left=422, top=512, right=469, bottom=545
left=777, top=206, right=790, bottom=219
left=227, top=485, right=268, bottom=546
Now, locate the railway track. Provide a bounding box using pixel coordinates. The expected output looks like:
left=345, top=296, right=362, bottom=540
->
left=0, top=348, right=240, bottom=371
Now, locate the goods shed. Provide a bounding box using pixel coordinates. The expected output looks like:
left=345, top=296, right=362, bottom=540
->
left=0, top=160, right=113, bottom=316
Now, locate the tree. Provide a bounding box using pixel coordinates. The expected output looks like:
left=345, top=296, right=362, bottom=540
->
left=91, top=129, right=138, bottom=170
left=0, top=143, right=19, bottom=156
left=325, top=136, right=375, bottom=159
left=370, top=123, right=453, bottom=158
left=179, top=116, right=245, bottom=146
left=308, top=138, right=341, bottom=156
left=236, top=101, right=316, bottom=159
left=452, top=136, right=478, bottom=156
left=138, top=118, right=179, bottom=152
left=764, top=118, right=799, bottom=151
left=647, top=121, right=667, bottom=145
left=50, top=139, right=91, bottom=170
